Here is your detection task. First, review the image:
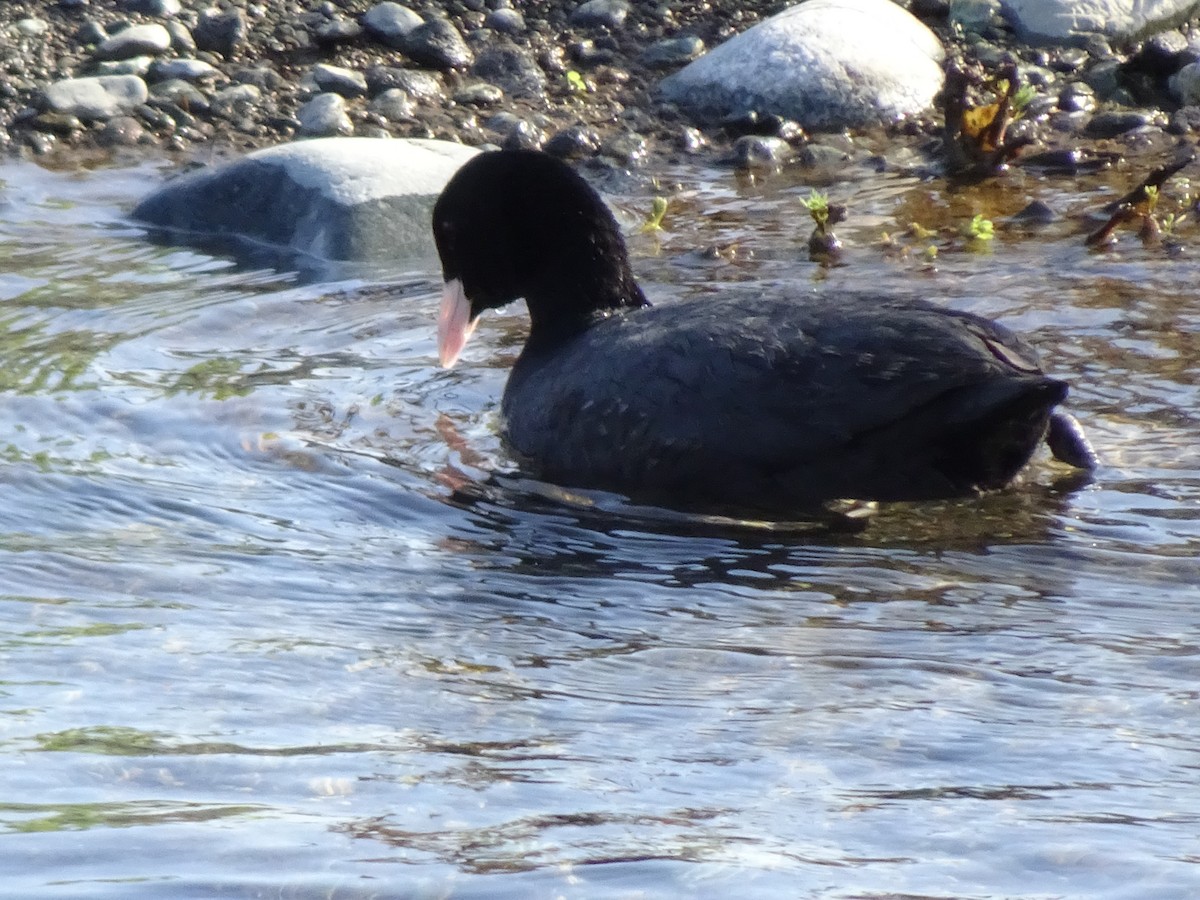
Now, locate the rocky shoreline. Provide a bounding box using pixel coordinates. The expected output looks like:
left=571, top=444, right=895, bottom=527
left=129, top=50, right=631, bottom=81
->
left=3, top=0, right=1200, bottom=174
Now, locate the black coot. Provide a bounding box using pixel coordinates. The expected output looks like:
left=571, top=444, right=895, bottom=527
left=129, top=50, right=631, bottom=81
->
left=432, top=149, right=1096, bottom=511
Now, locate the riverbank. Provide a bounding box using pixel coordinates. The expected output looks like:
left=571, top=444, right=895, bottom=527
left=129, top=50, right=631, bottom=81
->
left=3, top=0, right=1200, bottom=174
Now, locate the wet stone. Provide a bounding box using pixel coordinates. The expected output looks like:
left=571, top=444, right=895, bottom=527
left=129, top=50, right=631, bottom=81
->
left=1011, top=199, right=1057, bottom=224
left=454, top=82, right=503, bottom=106
left=210, top=83, right=262, bottom=117
left=297, top=91, right=353, bottom=135
left=366, top=66, right=443, bottom=102
left=485, top=8, right=525, bottom=34
left=313, top=16, right=363, bottom=45
left=193, top=8, right=247, bottom=57
left=75, top=20, right=108, bottom=45
left=312, top=63, right=368, bottom=97
left=150, top=80, right=209, bottom=114
left=544, top=124, right=601, bottom=159
left=601, top=131, right=648, bottom=166
left=93, top=57, right=154, bottom=77
left=501, top=118, right=546, bottom=150
left=94, top=23, right=172, bottom=61
left=1169, top=61, right=1200, bottom=105
left=1059, top=82, right=1096, bottom=113
left=32, top=112, right=83, bottom=135
left=641, top=35, right=705, bottom=69
left=732, top=134, right=790, bottom=169
left=369, top=88, right=417, bottom=120
left=15, top=17, right=50, bottom=37
left=472, top=44, right=546, bottom=98
left=362, top=2, right=423, bottom=49
left=166, top=20, right=196, bottom=53
left=147, top=58, right=221, bottom=83
left=798, top=142, right=851, bottom=168
left=122, top=0, right=182, bottom=14
left=570, top=0, right=631, bottom=29
left=1085, top=109, right=1154, bottom=137
left=97, top=114, right=145, bottom=146
left=1167, top=105, right=1200, bottom=133
left=403, top=17, right=473, bottom=70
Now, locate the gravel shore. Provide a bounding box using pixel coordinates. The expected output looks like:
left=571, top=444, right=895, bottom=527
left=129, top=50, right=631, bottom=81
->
left=1, top=0, right=1199, bottom=171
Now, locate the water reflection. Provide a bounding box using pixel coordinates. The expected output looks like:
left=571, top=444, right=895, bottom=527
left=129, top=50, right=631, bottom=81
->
left=1, top=157, right=1199, bottom=899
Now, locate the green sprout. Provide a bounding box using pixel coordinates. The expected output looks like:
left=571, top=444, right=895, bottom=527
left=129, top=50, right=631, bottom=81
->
left=566, top=70, right=588, bottom=95
left=1144, top=184, right=1160, bottom=211
left=804, top=190, right=831, bottom=229
left=640, top=196, right=669, bottom=233
left=966, top=214, right=995, bottom=241
left=1012, top=83, right=1037, bottom=118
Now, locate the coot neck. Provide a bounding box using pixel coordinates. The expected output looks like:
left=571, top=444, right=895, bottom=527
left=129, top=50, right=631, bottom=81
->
left=521, top=245, right=650, bottom=347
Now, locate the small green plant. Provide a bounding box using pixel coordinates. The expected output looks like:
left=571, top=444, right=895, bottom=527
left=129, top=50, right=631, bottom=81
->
left=1012, top=83, right=1037, bottom=117
left=566, top=70, right=588, bottom=95
left=965, top=214, right=995, bottom=241
left=804, top=190, right=831, bottom=230
left=640, top=196, right=669, bottom=233
left=1161, top=211, right=1186, bottom=235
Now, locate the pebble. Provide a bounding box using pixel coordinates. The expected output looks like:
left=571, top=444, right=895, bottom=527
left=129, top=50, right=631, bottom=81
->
left=403, top=17, right=473, bottom=70
left=150, top=79, right=209, bottom=114
left=485, top=8, right=525, bottom=35
left=543, top=124, right=601, bottom=158
left=147, top=58, right=222, bottom=83
left=454, top=83, right=504, bottom=106
left=472, top=45, right=547, bottom=98
left=501, top=118, right=546, bottom=150
left=731, top=134, right=790, bottom=169
left=165, top=20, right=196, bottom=53
left=94, top=23, right=172, bottom=61
left=312, top=63, right=368, bottom=97
left=1169, top=61, right=1200, bottom=105
left=32, top=112, right=83, bottom=135
left=1085, top=109, right=1154, bottom=137
left=122, top=0, right=182, bottom=15
left=362, top=2, right=423, bottom=49
left=601, top=131, right=648, bottom=166
left=569, top=0, right=631, bottom=29
left=365, top=67, right=444, bottom=102
left=369, top=88, right=417, bottom=120
left=43, top=74, right=149, bottom=120
left=210, top=83, right=262, bottom=117
left=641, top=35, right=705, bottom=69
left=75, top=20, right=108, bottom=45
left=193, top=8, right=247, bottom=57
left=313, top=16, right=363, bottom=45
left=97, top=114, right=146, bottom=146
left=297, top=91, right=353, bottom=135
left=15, top=17, right=50, bottom=37
left=93, top=57, right=154, bottom=77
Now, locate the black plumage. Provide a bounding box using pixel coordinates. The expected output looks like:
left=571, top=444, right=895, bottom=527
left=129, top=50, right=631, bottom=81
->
left=432, top=150, right=1096, bottom=512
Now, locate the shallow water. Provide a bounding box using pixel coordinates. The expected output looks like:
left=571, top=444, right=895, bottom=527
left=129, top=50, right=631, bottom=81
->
left=1, top=151, right=1198, bottom=899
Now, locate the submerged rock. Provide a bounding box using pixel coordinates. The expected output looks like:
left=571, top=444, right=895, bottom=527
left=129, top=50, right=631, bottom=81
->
left=658, top=0, right=944, bottom=130
left=1001, top=0, right=1200, bottom=46
left=131, top=137, right=479, bottom=264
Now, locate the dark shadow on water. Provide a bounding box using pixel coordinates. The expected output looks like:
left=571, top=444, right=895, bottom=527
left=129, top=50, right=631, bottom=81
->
left=134, top=222, right=421, bottom=285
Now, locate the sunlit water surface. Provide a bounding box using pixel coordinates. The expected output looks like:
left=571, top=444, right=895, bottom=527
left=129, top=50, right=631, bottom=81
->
left=1, top=152, right=1198, bottom=899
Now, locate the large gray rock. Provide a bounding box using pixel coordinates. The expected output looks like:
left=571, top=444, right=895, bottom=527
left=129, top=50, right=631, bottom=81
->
left=999, top=0, right=1200, bottom=45
left=132, top=137, right=479, bottom=265
left=658, top=0, right=944, bottom=130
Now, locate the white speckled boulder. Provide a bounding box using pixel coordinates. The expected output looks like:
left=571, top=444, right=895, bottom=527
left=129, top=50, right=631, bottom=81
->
left=133, top=137, right=479, bottom=265
left=658, top=0, right=944, bottom=130
left=999, top=0, right=1200, bottom=45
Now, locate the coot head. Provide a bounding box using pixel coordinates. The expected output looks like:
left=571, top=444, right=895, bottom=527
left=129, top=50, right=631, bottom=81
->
left=432, top=150, right=647, bottom=367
